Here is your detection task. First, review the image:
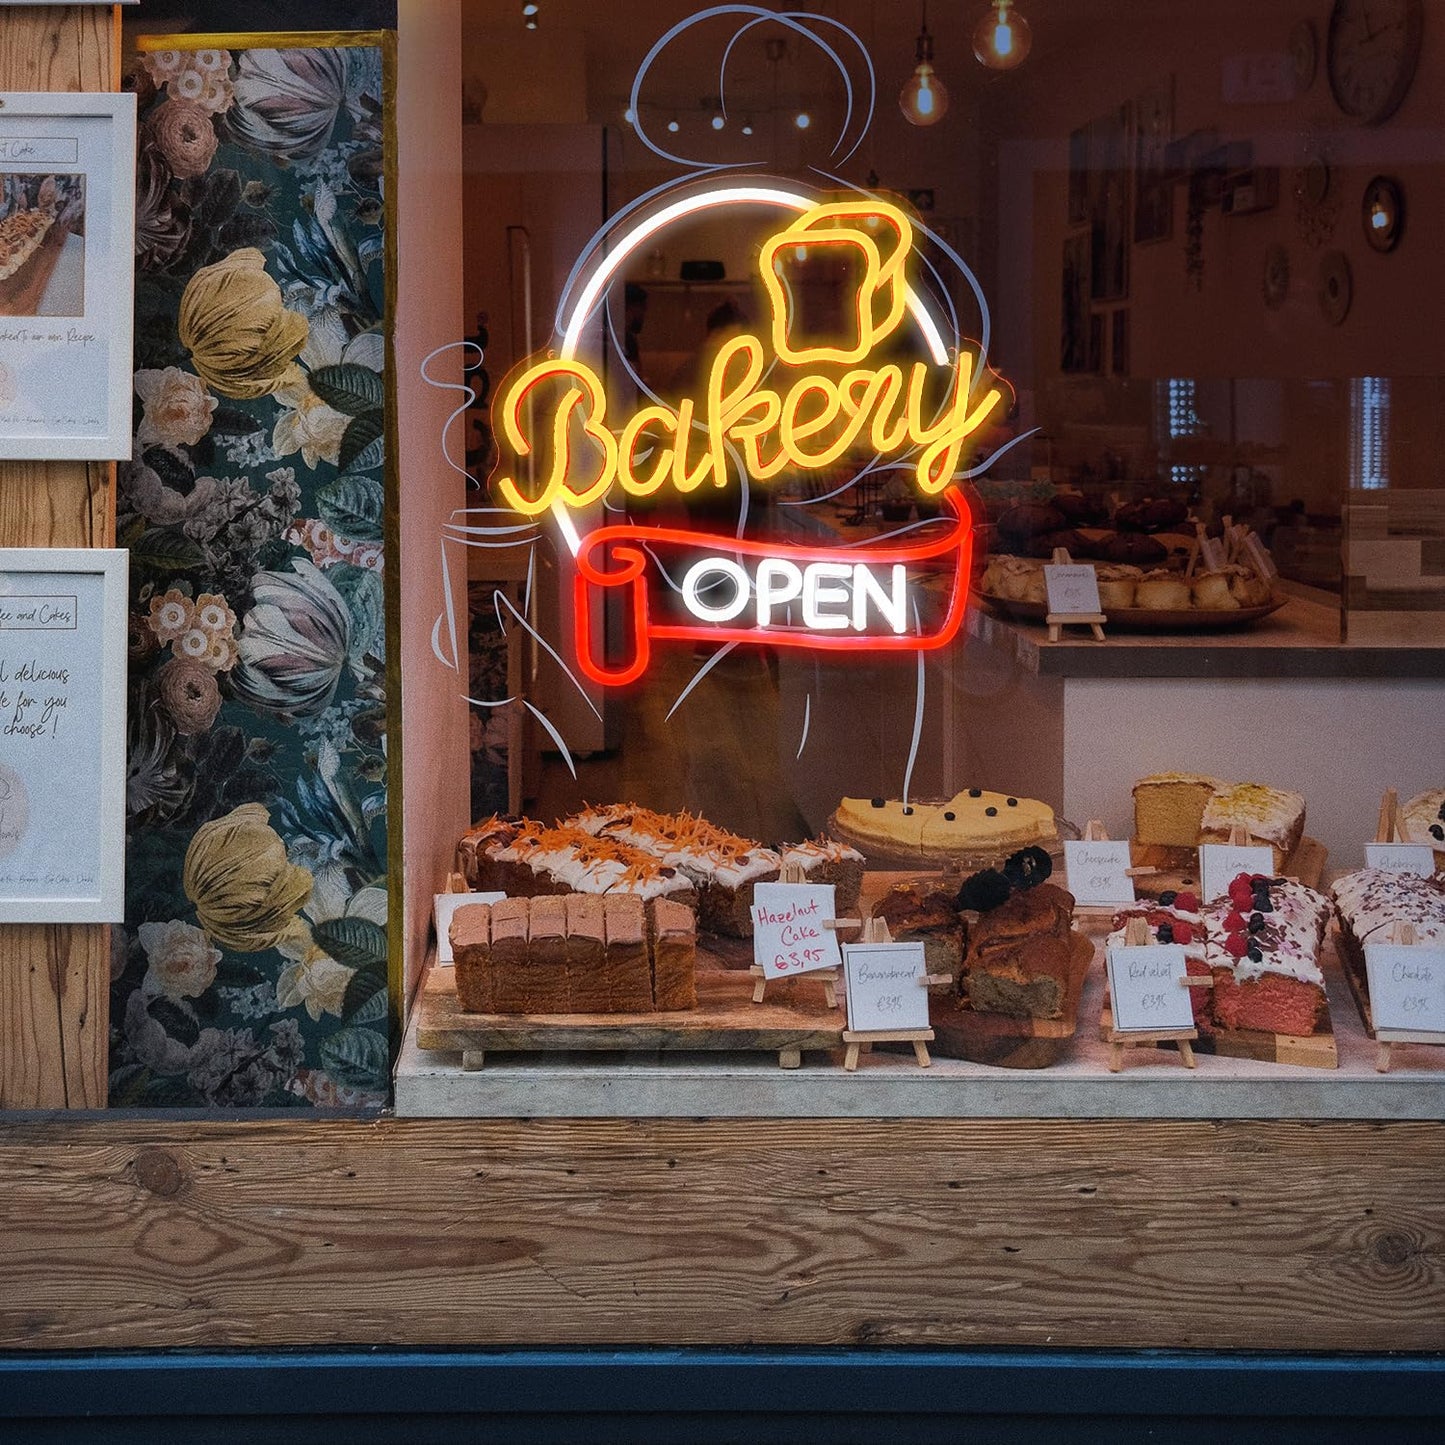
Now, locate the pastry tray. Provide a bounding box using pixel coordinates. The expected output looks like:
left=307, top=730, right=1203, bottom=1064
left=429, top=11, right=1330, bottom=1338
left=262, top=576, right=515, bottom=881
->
left=974, top=590, right=1284, bottom=632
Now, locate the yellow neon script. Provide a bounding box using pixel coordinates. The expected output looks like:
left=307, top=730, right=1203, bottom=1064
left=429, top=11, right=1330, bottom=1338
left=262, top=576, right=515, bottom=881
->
left=493, top=199, right=1004, bottom=517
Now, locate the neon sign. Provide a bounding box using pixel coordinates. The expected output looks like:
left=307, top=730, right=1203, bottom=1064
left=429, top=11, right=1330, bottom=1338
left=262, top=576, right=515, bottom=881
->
left=489, top=194, right=1005, bottom=686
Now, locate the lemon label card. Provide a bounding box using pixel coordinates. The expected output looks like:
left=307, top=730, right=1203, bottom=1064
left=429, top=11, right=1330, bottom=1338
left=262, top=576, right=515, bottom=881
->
left=1199, top=844, right=1274, bottom=903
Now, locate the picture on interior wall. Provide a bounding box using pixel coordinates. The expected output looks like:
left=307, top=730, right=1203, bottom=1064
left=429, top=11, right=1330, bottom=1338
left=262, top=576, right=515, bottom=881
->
left=1133, top=78, right=1174, bottom=244
left=1060, top=231, right=1091, bottom=372
left=1111, top=308, right=1128, bottom=377
left=1089, top=104, right=1130, bottom=301
left=0, top=93, right=135, bottom=460
left=1067, top=122, right=1089, bottom=224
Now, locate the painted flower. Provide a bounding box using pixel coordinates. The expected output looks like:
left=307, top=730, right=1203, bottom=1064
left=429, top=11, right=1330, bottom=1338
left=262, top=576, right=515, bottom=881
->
left=271, top=376, right=350, bottom=470
left=147, top=589, right=195, bottom=644
left=179, top=248, right=309, bottom=400
left=157, top=655, right=222, bottom=735
left=194, top=592, right=238, bottom=636
left=229, top=559, right=352, bottom=718
left=276, top=948, right=354, bottom=1022
left=140, top=49, right=188, bottom=84
left=134, top=144, right=191, bottom=271
left=138, top=918, right=221, bottom=1000
left=176, top=627, right=212, bottom=662
left=134, top=366, right=218, bottom=449
left=183, top=802, right=313, bottom=952
left=145, top=96, right=220, bottom=180
left=205, top=632, right=240, bottom=673
left=226, top=47, right=349, bottom=162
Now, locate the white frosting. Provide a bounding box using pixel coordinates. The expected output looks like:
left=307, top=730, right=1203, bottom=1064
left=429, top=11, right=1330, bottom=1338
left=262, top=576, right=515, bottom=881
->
left=1201, top=879, right=1328, bottom=987
left=1199, top=784, right=1305, bottom=850
left=1332, top=868, right=1445, bottom=949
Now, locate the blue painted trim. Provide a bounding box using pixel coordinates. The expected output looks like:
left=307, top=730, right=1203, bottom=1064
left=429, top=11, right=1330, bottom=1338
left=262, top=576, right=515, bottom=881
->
left=1, top=1348, right=1442, bottom=1421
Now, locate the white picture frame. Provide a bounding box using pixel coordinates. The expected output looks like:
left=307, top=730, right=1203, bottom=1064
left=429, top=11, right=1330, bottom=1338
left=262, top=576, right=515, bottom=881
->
left=0, top=547, right=128, bottom=922
left=0, top=92, right=137, bottom=460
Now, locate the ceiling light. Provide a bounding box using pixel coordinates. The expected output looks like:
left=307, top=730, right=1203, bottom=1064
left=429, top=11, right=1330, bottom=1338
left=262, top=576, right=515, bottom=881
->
left=795, top=111, right=811, bottom=129
left=522, top=2, right=539, bottom=29
left=741, top=116, right=755, bottom=136
left=711, top=111, right=725, bottom=131
left=667, top=116, right=680, bottom=134
left=900, top=2, right=949, bottom=126
left=973, top=0, right=1032, bottom=71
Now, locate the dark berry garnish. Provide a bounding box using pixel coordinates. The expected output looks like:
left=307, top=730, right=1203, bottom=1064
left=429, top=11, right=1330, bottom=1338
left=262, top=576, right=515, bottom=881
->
left=943, top=811, right=956, bottom=821
left=1158, top=889, right=1178, bottom=906
left=968, top=788, right=982, bottom=798
left=1157, top=923, right=1174, bottom=943
left=1007, top=797, right=1018, bottom=807
left=985, top=806, right=998, bottom=816
left=956, top=868, right=1012, bottom=913
left=1246, top=946, right=1263, bottom=963
left=901, top=805, right=914, bottom=816
left=870, top=797, right=885, bottom=808
left=1248, top=913, right=1265, bottom=932
left=1003, top=846, right=1053, bottom=890
left=1431, top=824, right=1444, bottom=842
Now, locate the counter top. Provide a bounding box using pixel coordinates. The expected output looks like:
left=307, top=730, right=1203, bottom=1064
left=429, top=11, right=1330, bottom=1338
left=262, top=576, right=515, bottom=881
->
left=968, top=588, right=1445, bottom=679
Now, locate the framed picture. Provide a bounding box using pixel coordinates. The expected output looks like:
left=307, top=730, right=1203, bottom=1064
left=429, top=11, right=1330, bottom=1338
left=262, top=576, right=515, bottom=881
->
left=0, top=92, right=137, bottom=460
left=1134, top=78, right=1175, bottom=244
left=1111, top=308, right=1129, bottom=377
left=0, top=548, right=128, bottom=923
left=1089, top=105, right=1130, bottom=301
left=1067, top=123, right=1090, bottom=224
left=1060, top=232, right=1091, bottom=372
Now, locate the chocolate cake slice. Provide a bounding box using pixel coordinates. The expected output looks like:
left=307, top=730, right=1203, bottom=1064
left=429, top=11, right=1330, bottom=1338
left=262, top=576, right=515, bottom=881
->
left=450, top=901, right=494, bottom=1013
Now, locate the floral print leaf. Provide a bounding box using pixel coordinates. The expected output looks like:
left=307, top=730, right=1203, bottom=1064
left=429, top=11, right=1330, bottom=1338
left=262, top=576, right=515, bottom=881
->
left=207, top=404, right=264, bottom=437
left=141, top=443, right=196, bottom=489
left=132, top=526, right=208, bottom=575
left=342, top=963, right=388, bottom=1024
left=329, top=563, right=385, bottom=669
left=316, top=473, right=384, bottom=541
left=146, top=995, right=202, bottom=1048
left=337, top=411, right=384, bottom=471
left=310, top=362, right=384, bottom=418
left=319, top=1025, right=388, bottom=1089
left=312, top=915, right=387, bottom=969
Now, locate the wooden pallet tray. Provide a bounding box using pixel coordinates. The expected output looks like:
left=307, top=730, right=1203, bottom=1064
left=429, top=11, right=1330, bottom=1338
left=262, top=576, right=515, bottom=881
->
left=1099, top=1000, right=1337, bottom=1069
left=416, top=963, right=844, bottom=1070
left=1129, top=836, right=1327, bottom=901
left=923, top=932, right=1094, bottom=1069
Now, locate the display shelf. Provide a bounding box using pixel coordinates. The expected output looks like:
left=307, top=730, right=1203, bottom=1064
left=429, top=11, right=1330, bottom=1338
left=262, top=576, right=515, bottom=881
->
left=396, top=934, right=1445, bottom=1119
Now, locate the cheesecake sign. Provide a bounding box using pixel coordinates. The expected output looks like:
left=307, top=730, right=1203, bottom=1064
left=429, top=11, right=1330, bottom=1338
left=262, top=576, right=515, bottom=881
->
left=489, top=196, right=1003, bottom=686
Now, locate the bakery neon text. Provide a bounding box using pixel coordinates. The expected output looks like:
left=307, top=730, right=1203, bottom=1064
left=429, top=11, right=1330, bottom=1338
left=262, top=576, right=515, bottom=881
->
left=491, top=199, right=1004, bottom=517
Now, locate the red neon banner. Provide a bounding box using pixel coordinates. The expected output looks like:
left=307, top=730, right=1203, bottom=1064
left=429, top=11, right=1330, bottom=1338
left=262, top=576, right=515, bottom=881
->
left=573, top=488, right=974, bottom=686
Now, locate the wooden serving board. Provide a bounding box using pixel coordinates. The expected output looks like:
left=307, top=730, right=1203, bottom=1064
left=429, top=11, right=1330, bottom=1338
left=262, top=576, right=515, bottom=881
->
left=1099, top=999, right=1337, bottom=1069
left=416, top=964, right=844, bottom=1069
left=1129, top=836, right=1327, bottom=901
left=923, top=932, right=1093, bottom=1069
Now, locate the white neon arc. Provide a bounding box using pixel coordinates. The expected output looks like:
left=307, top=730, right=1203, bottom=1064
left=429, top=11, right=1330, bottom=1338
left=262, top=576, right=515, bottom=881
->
left=550, top=182, right=950, bottom=556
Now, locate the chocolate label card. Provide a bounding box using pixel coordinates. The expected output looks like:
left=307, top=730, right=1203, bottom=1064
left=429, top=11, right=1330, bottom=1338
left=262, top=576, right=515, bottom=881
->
left=1064, top=839, right=1136, bottom=905
left=751, top=882, right=842, bottom=980
left=1365, top=943, right=1445, bottom=1037
left=434, top=891, right=505, bottom=964
left=1199, top=843, right=1274, bottom=903
left=0, top=548, right=126, bottom=921
left=1364, top=843, right=1437, bottom=879
left=1043, top=563, right=1102, bottom=616
left=842, top=941, right=929, bottom=1032
left=1106, top=943, right=1194, bottom=1032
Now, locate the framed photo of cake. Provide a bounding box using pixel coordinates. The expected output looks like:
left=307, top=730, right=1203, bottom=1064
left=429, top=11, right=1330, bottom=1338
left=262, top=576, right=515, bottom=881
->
left=0, top=547, right=128, bottom=922
left=0, top=92, right=137, bottom=460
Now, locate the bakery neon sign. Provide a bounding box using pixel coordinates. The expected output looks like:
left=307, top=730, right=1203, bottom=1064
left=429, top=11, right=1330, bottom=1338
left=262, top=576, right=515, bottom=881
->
left=488, top=190, right=1002, bottom=685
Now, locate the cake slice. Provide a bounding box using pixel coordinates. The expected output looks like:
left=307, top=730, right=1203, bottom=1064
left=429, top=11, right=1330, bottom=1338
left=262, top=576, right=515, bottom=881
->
left=524, top=894, right=572, bottom=1012
left=780, top=838, right=865, bottom=916
left=1198, top=784, right=1305, bottom=872
left=1398, top=788, right=1445, bottom=866
left=456, top=814, right=520, bottom=891
left=962, top=882, right=1077, bottom=1019
left=872, top=880, right=965, bottom=991
left=487, top=897, right=534, bottom=1013
left=563, top=893, right=610, bottom=1013
left=649, top=898, right=698, bottom=1011
left=601, top=894, right=654, bottom=1014
left=1132, top=773, right=1220, bottom=849
left=450, top=901, right=494, bottom=1013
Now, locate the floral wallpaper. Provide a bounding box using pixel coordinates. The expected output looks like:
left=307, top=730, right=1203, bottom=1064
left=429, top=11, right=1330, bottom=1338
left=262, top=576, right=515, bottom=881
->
left=112, top=42, right=392, bottom=1109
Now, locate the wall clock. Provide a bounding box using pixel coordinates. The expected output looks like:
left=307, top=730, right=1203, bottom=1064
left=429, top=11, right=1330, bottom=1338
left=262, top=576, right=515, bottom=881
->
left=1326, top=0, right=1423, bottom=124
left=1362, top=174, right=1404, bottom=252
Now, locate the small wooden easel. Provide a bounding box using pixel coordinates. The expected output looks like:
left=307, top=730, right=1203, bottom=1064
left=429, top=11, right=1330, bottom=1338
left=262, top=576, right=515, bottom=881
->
left=1045, top=547, right=1106, bottom=643
left=750, top=859, right=845, bottom=1008
left=1105, top=916, right=1210, bottom=1072
left=840, top=916, right=947, bottom=1071
left=1371, top=921, right=1441, bottom=1074
left=1376, top=787, right=1400, bottom=845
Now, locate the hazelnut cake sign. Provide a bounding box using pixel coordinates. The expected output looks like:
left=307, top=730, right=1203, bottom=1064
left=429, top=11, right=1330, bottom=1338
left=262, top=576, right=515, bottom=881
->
left=487, top=191, right=1007, bottom=687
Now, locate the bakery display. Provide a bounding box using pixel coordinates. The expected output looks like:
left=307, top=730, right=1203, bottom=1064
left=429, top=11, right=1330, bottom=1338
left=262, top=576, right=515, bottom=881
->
left=1398, top=789, right=1445, bottom=866
left=1132, top=773, right=1306, bottom=872
left=450, top=894, right=698, bottom=1015
left=832, top=788, right=1057, bottom=864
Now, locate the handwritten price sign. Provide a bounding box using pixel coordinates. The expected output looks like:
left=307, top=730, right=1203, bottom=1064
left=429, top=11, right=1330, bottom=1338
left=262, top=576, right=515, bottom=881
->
left=1105, top=943, right=1195, bottom=1032
left=1365, top=943, right=1445, bottom=1037
left=1199, top=843, right=1274, bottom=903
left=842, top=941, right=929, bottom=1032
left=751, top=882, right=842, bottom=980
left=1364, top=843, right=1437, bottom=879
left=1043, top=563, right=1102, bottom=616
left=1064, top=839, right=1136, bottom=906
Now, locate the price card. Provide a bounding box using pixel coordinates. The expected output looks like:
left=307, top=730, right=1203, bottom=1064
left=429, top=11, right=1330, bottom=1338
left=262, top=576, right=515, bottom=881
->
left=1199, top=843, right=1274, bottom=903
left=751, top=882, right=842, bottom=980
left=1365, top=943, right=1445, bottom=1036
left=842, top=941, right=930, bottom=1032
left=1364, top=844, right=1437, bottom=878
left=1043, top=564, right=1103, bottom=616
left=1105, top=944, right=1195, bottom=1032
left=1064, top=839, right=1136, bottom=906
left=433, top=891, right=504, bottom=964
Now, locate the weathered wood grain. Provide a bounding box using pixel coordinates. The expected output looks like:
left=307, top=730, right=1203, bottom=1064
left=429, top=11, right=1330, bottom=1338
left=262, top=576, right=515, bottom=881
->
left=0, top=1116, right=1440, bottom=1351
left=0, top=8, right=117, bottom=1111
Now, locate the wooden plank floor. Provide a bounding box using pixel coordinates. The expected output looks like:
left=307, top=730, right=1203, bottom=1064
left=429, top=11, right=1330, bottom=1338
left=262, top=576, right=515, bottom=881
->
left=0, top=1115, right=1440, bottom=1352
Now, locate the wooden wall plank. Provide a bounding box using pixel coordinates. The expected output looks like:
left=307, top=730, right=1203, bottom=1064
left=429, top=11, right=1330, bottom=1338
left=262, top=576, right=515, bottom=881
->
left=0, top=1116, right=1440, bottom=1351
left=0, top=9, right=119, bottom=1110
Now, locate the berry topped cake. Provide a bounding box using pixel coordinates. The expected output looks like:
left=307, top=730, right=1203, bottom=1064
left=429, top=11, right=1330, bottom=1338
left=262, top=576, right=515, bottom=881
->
left=1398, top=789, right=1445, bottom=867
left=1105, top=892, right=1212, bottom=1030
left=833, top=788, right=1056, bottom=863
left=1331, top=868, right=1445, bottom=974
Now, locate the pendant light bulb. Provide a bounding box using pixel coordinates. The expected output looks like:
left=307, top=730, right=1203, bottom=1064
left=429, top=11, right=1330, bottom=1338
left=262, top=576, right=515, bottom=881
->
left=973, top=0, right=1032, bottom=71
left=900, top=9, right=950, bottom=126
